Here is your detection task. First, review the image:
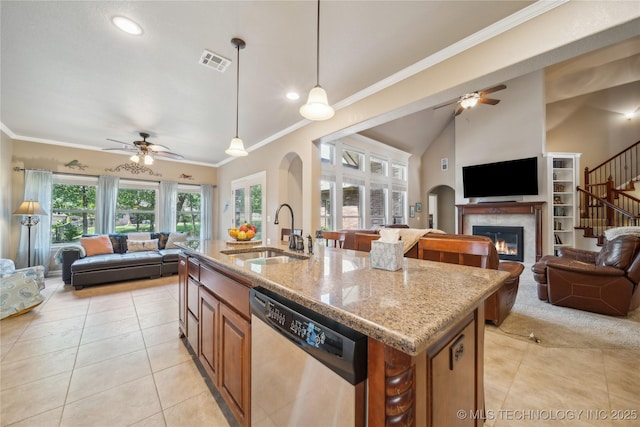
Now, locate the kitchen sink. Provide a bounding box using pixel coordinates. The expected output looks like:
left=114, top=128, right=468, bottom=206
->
left=246, top=255, right=303, bottom=265
left=221, top=247, right=309, bottom=264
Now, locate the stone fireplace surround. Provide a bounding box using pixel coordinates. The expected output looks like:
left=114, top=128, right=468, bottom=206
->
left=456, top=202, right=545, bottom=264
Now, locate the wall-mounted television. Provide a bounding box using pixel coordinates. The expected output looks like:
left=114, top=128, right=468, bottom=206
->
left=462, top=156, right=538, bottom=198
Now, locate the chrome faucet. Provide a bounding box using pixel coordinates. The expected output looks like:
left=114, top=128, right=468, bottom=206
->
left=274, top=203, right=297, bottom=250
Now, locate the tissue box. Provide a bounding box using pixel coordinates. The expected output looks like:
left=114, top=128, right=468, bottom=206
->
left=370, top=241, right=404, bottom=271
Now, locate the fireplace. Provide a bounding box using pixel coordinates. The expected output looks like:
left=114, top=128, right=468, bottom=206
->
left=473, top=226, right=524, bottom=262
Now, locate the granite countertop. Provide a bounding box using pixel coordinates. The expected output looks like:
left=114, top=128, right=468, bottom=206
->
left=179, top=239, right=509, bottom=356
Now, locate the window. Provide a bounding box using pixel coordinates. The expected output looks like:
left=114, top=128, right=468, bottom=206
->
left=321, top=144, right=334, bottom=164
left=51, top=178, right=97, bottom=243
left=232, top=172, right=265, bottom=239
left=391, top=163, right=407, bottom=181
left=342, top=182, right=363, bottom=229
left=116, top=187, right=156, bottom=232
left=392, top=189, right=407, bottom=225
left=370, top=185, right=387, bottom=227
left=342, top=148, right=364, bottom=171
left=370, top=157, right=387, bottom=176
left=320, top=180, right=334, bottom=230
left=177, top=186, right=201, bottom=237
left=51, top=175, right=205, bottom=241
left=321, top=139, right=409, bottom=230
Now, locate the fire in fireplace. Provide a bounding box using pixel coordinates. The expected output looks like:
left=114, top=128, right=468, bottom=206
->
left=472, top=226, right=524, bottom=262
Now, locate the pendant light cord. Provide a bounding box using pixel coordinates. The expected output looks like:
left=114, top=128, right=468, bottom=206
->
left=235, top=42, right=240, bottom=138
left=315, top=0, right=320, bottom=87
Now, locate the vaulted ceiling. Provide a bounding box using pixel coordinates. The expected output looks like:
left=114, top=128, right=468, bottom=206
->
left=1, top=2, right=637, bottom=166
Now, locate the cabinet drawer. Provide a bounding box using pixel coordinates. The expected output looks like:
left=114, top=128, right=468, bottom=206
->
left=200, top=265, right=250, bottom=319
left=188, top=258, right=200, bottom=281
left=188, top=278, right=200, bottom=317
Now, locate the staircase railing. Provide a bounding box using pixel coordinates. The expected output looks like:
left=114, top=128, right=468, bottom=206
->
left=584, top=140, right=639, bottom=200
left=577, top=185, right=639, bottom=242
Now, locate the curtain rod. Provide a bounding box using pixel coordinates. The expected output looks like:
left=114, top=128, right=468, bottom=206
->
left=12, top=167, right=216, bottom=187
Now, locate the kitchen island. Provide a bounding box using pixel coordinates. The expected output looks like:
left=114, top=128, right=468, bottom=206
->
left=178, top=239, right=509, bottom=427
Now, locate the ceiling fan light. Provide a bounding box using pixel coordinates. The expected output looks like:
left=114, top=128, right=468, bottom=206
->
left=225, top=137, right=248, bottom=157
left=460, top=96, right=479, bottom=109
left=130, top=153, right=140, bottom=163
left=300, top=86, right=334, bottom=121
left=144, top=154, right=153, bottom=165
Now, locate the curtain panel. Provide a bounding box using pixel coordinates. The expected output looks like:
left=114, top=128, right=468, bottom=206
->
left=200, top=184, right=213, bottom=240
left=95, top=175, right=119, bottom=234
left=159, top=181, right=177, bottom=232
left=16, top=170, right=52, bottom=273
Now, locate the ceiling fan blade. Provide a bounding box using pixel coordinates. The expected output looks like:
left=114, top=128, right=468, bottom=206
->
left=479, top=84, right=506, bottom=96
left=146, top=143, right=171, bottom=152
left=478, top=97, right=500, bottom=105
left=154, top=151, right=184, bottom=160
left=103, top=147, right=137, bottom=153
left=106, top=138, right=135, bottom=147
left=454, top=105, right=465, bottom=116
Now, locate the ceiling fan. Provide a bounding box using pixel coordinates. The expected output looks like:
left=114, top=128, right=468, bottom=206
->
left=435, top=84, right=507, bottom=116
left=104, top=132, right=184, bottom=164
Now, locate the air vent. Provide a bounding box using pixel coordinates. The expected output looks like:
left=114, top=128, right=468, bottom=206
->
left=199, top=49, right=231, bottom=72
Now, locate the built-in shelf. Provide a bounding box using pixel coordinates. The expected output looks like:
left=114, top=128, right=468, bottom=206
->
left=546, top=153, right=581, bottom=255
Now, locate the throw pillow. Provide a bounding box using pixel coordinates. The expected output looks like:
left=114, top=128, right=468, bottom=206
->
left=165, top=232, right=187, bottom=248
left=80, top=235, right=114, bottom=257
left=128, top=232, right=151, bottom=241
left=127, top=239, right=159, bottom=253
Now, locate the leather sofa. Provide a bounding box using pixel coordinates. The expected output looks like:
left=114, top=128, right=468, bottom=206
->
left=339, top=228, right=523, bottom=325
left=61, top=232, right=182, bottom=290
left=532, top=234, right=640, bottom=316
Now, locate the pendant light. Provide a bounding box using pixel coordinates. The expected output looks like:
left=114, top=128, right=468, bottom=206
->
left=300, top=0, right=334, bottom=121
left=225, top=38, right=248, bottom=157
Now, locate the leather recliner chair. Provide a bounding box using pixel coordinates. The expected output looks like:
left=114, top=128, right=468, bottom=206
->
left=417, top=234, right=524, bottom=326
left=532, top=235, right=640, bottom=316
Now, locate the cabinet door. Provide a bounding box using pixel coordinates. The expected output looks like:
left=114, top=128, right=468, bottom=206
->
left=219, top=303, right=251, bottom=427
left=178, top=255, right=188, bottom=337
left=430, top=320, right=476, bottom=427
left=199, top=288, right=220, bottom=381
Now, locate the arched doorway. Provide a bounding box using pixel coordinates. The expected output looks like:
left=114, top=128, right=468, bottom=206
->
left=427, top=185, right=455, bottom=233
left=276, top=153, right=303, bottom=237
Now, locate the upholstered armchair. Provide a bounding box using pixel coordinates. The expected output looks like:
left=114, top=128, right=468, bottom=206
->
left=1, top=259, right=45, bottom=319
left=532, top=234, right=640, bottom=316
left=0, top=259, right=45, bottom=290
left=417, top=234, right=524, bottom=326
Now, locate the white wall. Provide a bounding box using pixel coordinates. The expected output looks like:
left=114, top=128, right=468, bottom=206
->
left=0, top=130, right=13, bottom=259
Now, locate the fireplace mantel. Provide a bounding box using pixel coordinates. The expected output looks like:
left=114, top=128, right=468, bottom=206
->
left=456, top=202, right=545, bottom=261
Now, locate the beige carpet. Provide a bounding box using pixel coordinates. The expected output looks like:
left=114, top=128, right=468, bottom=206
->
left=488, top=264, right=640, bottom=349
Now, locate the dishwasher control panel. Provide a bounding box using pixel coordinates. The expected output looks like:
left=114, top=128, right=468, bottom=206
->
left=250, top=287, right=367, bottom=384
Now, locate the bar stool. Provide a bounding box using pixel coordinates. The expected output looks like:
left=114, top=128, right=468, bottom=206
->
left=322, top=231, right=345, bottom=248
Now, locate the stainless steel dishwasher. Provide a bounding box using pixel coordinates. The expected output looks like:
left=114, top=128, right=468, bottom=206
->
left=250, top=287, right=368, bottom=427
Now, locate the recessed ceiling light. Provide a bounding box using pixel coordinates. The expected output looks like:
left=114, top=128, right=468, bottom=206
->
left=286, top=92, right=300, bottom=101
left=624, top=111, right=635, bottom=120
left=112, top=16, right=143, bottom=36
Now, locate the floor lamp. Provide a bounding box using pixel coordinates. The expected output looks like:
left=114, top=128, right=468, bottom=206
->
left=13, top=200, right=47, bottom=267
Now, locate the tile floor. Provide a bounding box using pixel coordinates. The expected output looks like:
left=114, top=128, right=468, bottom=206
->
left=1, top=271, right=639, bottom=426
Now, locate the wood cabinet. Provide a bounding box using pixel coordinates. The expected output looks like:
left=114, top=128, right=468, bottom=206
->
left=219, top=303, right=251, bottom=425
left=178, top=254, right=187, bottom=337
left=368, top=306, right=484, bottom=427
left=180, top=256, right=251, bottom=427
left=546, top=153, right=581, bottom=255
left=199, top=287, right=220, bottom=381
left=428, top=316, right=477, bottom=426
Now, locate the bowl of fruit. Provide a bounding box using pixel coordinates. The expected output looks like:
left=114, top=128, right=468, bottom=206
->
left=228, top=223, right=257, bottom=241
